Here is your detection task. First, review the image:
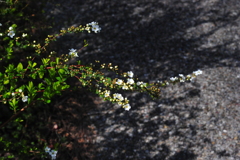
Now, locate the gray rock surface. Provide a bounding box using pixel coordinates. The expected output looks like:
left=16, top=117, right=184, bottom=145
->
left=45, top=0, right=240, bottom=159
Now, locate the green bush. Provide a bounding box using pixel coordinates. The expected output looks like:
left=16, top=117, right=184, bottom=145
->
left=0, top=0, right=202, bottom=159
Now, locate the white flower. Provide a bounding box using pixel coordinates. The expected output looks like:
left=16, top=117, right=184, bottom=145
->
left=19, top=89, right=22, bottom=92
left=85, top=26, right=91, bottom=33
left=122, top=85, right=128, bottom=90
left=193, top=69, right=202, bottom=76
left=69, top=48, right=78, bottom=57
left=123, top=104, right=131, bottom=111
left=104, top=90, right=110, bottom=97
left=87, top=22, right=101, bottom=33
left=180, top=79, right=185, bottom=82
left=22, top=33, right=27, bottom=37
left=0, top=33, right=2, bottom=36
left=137, top=81, right=143, bottom=86
left=69, top=48, right=77, bottom=53
left=179, top=74, right=184, bottom=78
left=0, top=23, right=2, bottom=26
left=45, top=147, right=51, bottom=153
left=52, top=150, right=58, bottom=155
left=9, top=26, right=13, bottom=30
left=45, top=146, right=57, bottom=160
left=22, top=96, right=28, bottom=102
left=52, top=155, right=57, bottom=160
left=170, top=77, right=177, bottom=81
left=88, top=22, right=97, bottom=26
left=179, top=74, right=185, bottom=82
left=127, top=71, right=134, bottom=78
left=113, top=93, right=124, bottom=101
left=8, top=30, right=15, bottom=38
left=91, top=25, right=101, bottom=33
left=127, top=78, right=134, bottom=85
left=157, top=80, right=162, bottom=84
left=12, top=93, right=15, bottom=96
left=116, top=79, right=123, bottom=85
left=49, top=150, right=58, bottom=160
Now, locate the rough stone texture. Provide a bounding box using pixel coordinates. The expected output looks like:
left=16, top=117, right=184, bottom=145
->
left=44, top=0, right=240, bottom=159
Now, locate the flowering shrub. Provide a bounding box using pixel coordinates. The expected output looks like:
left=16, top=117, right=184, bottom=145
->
left=0, top=1, right=202, bottom=159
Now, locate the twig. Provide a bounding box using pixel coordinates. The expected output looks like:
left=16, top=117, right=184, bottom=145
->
left=0, top=102, right=32, bottom=129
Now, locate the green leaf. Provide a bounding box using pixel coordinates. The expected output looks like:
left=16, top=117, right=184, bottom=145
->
left=50, top=61, right=56, bottom=67
left=28, top=61, right=37, bottom=68
left=32, top=62, right=37, bottom=68
left=84, top=40, right=88, bottom=47
left=44, top=78, right=51, bottom=85
left=7, top=155, right=14, bottom=158
left=53, top=81, right=60, bottom=90
left=6, top=64, right=14, bottom=72
left=48, top=68, right=56, bottom=79
left=31, top=73, right=37, bottom=79
left=38, top=71, right=44, bottom=79
left=26, top=81, right=33, bottom=92
left=38, top=66, right=45, bottom=79
left=56, top=57, right=59, bottom=64
left=28, top=61, right=32, bottom=66
left=12, top=24, right=17, bottom=28
left=58, top=68, right=65, bottom=75
left=16, top=41, right=21, bottom=46
left=9, top=98, right=18, bottom=112
left=16, top=63, right=23, bottom=72
left=38, top=83, right=44, bottom=90
left=61, top=85, right=70, bottom=90
left=6, top=47, right=13, bottom=55
left=4, top=78, right=9, bottom=85
left=41, top=58, right=50, bottom=66
left=56, top=77, right=62, bottom=81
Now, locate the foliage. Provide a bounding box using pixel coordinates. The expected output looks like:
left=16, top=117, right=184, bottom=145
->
left=0, top=0, right=202, bottom=159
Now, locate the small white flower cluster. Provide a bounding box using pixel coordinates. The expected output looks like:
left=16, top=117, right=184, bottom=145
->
left=8, top=26, right=15, bottom=38
left=136, top=81, right=147, bottom=87
left=123, top=104, right=131, bottom=111
left=22, top=33, right=27, bottom=38
left=12, top=89, right=28, bottom=102
left=113, top=93, right=131, bottom=111
left=169, top=69, right=203, bottom=83
left=116, top=79, right=123, bottom=85
left=22, top=95, right=28, bottom=102
left=102, top=89, right=131, bottom=111
left=170, top=74, right=185, bottom=82
left=0, top=23, right=3, bottom=37
left=86, top=22, right=101, bottom=33
left=103, top=71, right=136, bottom=111
left=127, top=78, right=134, bottom=85
left=113, top=93, right=124, bottom=101
left=19, top=89, right=28, bottom=102
left=45, top=147, right=58, bottom=160
left=115, top=71, right=147, bottom=90
left=193, top=69, right=203, bottom=76
left=127, top=71, right=134, bottom=78
left=115, top=71, right=135, bottom=90
left=69, top=48, right=78, bottom=57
